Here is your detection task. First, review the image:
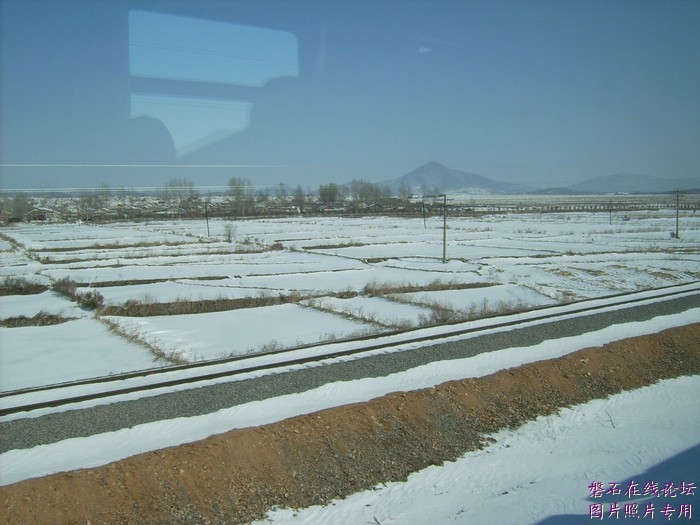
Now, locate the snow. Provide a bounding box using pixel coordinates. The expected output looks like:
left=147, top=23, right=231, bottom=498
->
left=104, top=303, right=375, bottom=361
left=5, top=223, right=196, bottom=250
left=0, top=291, right=87, bottom=319
left=254, top=375, right=700, bottom=525
left=0, top=319, right=162, bottom=391
left=1, top=210, right=699, bottom=496
left=303, top=296, right=435, bottom=327
left=84, top=280, right=273, bottom=306
left=40, top=250, right=365, bottom=281
left=2, top=289, right=695, bottom=421
left=395, top=284, right=557, bottom=311
left=237, top=267, right=475, bottom=294
left=1, top=308, right=697, bottom=486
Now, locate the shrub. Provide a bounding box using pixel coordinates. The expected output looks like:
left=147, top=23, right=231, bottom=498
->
left=0, top=277, right=48, bottom=296
left=52, top=277, right=78, bottom=297
left=0, top=311, right=74, bottom=327
left=79, top=289, right=105, bottom=309
left=52, top=277, right=104, bottom=310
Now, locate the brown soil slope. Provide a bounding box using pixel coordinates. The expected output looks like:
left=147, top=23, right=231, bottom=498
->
left=2, top=323, right=699, bottom=525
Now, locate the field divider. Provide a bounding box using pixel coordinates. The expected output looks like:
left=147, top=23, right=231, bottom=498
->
left=1, top=281, right=699, bottom=417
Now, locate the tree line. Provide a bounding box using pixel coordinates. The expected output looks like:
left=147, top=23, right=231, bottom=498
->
left=2, top=176, right=411, bottom=222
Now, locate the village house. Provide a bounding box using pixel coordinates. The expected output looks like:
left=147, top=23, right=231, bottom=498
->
left=24, top=208, right=61, bottom=222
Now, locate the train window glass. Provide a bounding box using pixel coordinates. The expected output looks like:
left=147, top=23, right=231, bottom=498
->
left=128, top=10, right=298, bottom=156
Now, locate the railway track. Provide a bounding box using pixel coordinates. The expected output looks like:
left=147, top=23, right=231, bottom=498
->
left=2, top=281, right=699, bottom=419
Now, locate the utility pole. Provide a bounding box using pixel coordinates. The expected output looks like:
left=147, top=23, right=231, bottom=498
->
left=204, top=200, right=210, bottom=237
left=675, top=190, right=680, bottom=239
left=609, top=199, right=612, bottom=225
left=442, top=194, right=447, bottom=264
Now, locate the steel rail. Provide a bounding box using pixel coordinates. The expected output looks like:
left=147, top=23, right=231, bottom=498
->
left=2, top=282, right=699, bottom=417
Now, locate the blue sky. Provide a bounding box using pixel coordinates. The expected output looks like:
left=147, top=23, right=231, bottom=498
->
left=1, top=0, right=699, bottom=191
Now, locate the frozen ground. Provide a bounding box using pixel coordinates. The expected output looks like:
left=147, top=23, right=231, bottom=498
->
left=1, top=307, right=697, bottom=486
left=253, top=375, right=700, bottom=525
left=1, top=208, right=699, bottom=390
left=0, top=290, right=87, bottom=320
left=0, top=318, right=162, bottom=391
left=394, top=283, right=556, bottom=312
left=105, top=303, right=375, bottom=362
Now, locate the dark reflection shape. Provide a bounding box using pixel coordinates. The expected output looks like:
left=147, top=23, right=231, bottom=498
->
left=124, top=116, right=177, bottom=164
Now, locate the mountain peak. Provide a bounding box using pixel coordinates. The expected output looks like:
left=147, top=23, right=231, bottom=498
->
left=383, top=162, right=536, bottom=195
left=420, top=161, right=449, bottom=170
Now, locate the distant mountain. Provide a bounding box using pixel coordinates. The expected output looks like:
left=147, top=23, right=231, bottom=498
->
left=384, top=161, right=537, bottom=195
left=564, top=173, right=699, bottom=194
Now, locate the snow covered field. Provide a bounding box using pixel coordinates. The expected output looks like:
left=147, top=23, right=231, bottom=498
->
left=0, top=319, right=161, bottom=391
left=2, top=307, right=698, bottom=490
left=1, top=207, right=699, bottom=390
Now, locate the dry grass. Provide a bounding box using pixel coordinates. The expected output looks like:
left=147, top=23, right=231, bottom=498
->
left=548, top=268, right=575, bottom=278
left=100, top=292, right=308, bottom=317
left=579, top=268, right=607, bottom=276
left=387, top=294, right=530, bottom=328
left=362, top=257, right=389, bottom=263
left=32, top=240, right=200, bottom=253
left=51, top=277, right=105, bottom=310
left=362, top=279, right=493, bottom=296
left=233, top=240, right=285, bottom=253
left=0, top=277, right=48, bottom=296
left=78, top=276, right=229, bottom=288
left=302, top=242, right=367, bottom=250
left=0, top=312, right=75, bottom=328
left=0, top=232, right=25, bottom=249
left=36, top=251, right=235, bottom=265
left=98, top=317, right=188, bottom=365
left=304, top=298, right=403, bottom=330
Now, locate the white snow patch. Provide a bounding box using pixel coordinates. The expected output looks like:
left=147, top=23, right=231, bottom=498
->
left=254, top=375, right=700, bottom=525
left=0, top=319, right=162, bottom=391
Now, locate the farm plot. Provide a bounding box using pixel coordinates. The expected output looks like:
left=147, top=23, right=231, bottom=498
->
left=0, top=208, right=698, bottom=390
left=0, top=291, right=87, bottom=320
left=303, top=296, right=435, bottom=329
left=82, top=280, right=274, bottom=307
left=8, top=223, right=200, bottom=251
left=0, top=318, right=163, bottom=390
left=393, top=284, right=557, bottom=315
left=104, top=303, right=375, bottom=362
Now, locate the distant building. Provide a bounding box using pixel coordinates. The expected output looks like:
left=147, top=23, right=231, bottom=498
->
left=24, top=208, right=60, bottom=222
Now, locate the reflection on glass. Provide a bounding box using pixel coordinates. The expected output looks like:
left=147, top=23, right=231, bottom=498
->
left=131, top=95, right=251, bottom=156
left=129, top=11, right=298, bottom=86
left=128, top=10, right=298, bottom=156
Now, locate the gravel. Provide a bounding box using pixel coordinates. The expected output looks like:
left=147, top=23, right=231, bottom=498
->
left=1, top=293, right=698, bottom=453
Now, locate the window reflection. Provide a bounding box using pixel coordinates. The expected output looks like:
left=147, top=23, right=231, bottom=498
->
left=128, top=10, right=298, bottom=156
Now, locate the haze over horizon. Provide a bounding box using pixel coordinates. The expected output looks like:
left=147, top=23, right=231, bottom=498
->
left=1, top=0, right=699, bottom=191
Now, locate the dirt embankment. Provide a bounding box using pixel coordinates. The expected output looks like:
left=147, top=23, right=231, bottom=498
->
left=3, top=323, right=700, bottom=525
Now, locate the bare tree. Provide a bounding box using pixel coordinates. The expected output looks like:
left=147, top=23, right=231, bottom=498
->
left=11, top=193, right=33, bottom=220
left=275, top=183, right=287, bottom=199
left=223, top=223, right=236, bottom=243
left=228, top=177, right=253, bottom=217
left=319, top=183, right=340, bottom=204
left=293, top=185, right=306, bottom=212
